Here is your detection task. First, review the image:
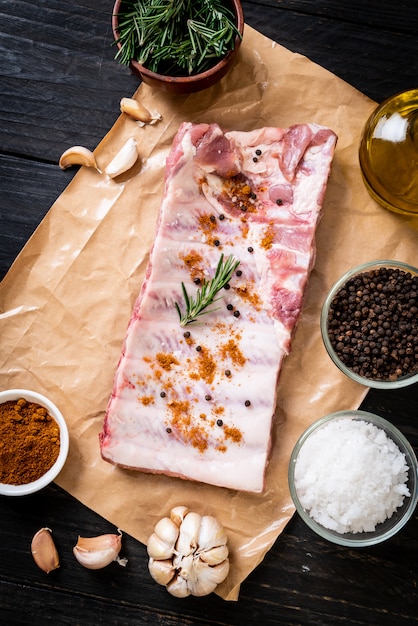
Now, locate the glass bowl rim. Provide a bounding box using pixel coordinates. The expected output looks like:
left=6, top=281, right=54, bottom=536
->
left=320, top=259, right=418, bottom=389
left=288, top=409, right=418, bottom=547
left=0, top=389, right=69, bottom=496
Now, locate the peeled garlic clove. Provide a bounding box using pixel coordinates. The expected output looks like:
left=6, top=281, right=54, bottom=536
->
left=120, top=97, right=161, bottom=125
left=59, top=146, right=100, bottom=171
left=104, top=137, right=138, bottom=178
left=148, top=557, right=175, bottom=586
left=73, top=531, right=126, bottom=570
left=31, top=527, right=60, bottom=574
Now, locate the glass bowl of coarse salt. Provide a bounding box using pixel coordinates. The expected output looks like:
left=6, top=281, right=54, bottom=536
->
left=321, top=260, right=418, bottom=389
left=288, top=410, right=417, bottom=547
left=0, top=389, right=69, bottom=496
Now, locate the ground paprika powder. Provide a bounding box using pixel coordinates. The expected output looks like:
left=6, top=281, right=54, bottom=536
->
left=0, top=398, right=60, bottom=485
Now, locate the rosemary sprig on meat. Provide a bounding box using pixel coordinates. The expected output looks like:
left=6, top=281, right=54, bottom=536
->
left=114, top=0, right=241, bottom=76
left=175, top=254, right=240, bottom=326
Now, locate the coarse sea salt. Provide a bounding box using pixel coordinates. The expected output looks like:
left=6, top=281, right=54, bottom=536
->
left=294, top=418, right=410, bottom=534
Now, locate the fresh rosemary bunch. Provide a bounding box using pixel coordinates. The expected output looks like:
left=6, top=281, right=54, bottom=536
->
left=114, top=0, right=241, bottom=76
left=175, top=254, right=240, bottom=326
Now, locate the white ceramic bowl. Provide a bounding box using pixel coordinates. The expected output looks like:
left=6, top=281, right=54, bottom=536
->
left=288, top=410, right=418, bottom=547
left=0, top=389, right=69, bottom=496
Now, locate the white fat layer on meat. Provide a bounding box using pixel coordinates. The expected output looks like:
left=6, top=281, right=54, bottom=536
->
left=101, top=122, right=337, bottom=492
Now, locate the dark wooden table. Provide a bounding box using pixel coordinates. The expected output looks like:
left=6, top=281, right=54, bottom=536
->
left=1, top=1, right=417, bottom=624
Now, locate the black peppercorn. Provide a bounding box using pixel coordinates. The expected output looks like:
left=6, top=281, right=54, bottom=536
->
left=276, top=199, right=283, bottom=206
left=160, top=391, right=166, bottom=398
left=327, top=267, right=418, bottom=382
left=166, top=427, right=172, bottom=433
left=205, top=394, right=212, bottom=401
left=225, top=369, right=231, bottom=377
left=214, top=239, right=220, bottom=247
left=183, top=331, right=190, bottom=338
left=247, top=247, right=254, bottom=253
left=227, top=304, right=233, bottom=311
left=210, top=215, right=216, bottom=222
left=216, top=419, right=223, bottom=427
left=219, top=214, right=225, bottom=220
left=224, top=283, right=230, bottom=290
left=196, top=345, right=202, bottom=352
left=255, top=149, right=262, bottom=156
left=236, top=270, right=242, bottom=277
left=194, top=277, right=201, bottom=284
left=233, top=310, right=240, bottom=318
left=245, top=400, right=251, bottom=407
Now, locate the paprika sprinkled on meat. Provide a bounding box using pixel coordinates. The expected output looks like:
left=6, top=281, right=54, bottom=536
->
left=100, top=121, right=337, bottom=492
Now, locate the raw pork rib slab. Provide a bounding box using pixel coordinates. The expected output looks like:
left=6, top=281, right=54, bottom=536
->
left=100, top=122, right=337, bottom=492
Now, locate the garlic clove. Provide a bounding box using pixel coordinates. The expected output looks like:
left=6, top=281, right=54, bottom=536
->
left=166, top=573, right=191, bottom=598
left=175, top=511, right=201, bottom=557
left=147, top=531, right=175, bottom=560
left=73, top=531, right=126, bottom=570
left=31, top=527, right=60, bottom=574
left=199, top=544, right=229, bottom=565
left=190, top=558, right=230, bottom=597
left=148, top=557, right=175, bottom=586
left=170, top=505, right=189, bottom=526
left=120, top=97, right=162, bottom=125
left=104, top=137, right=139, bottom=178
left=154, top=517, right=179, bottom=547
left=178, top=553, right=194, bottom=580
left=59, top=146, right=100, bottom=171
left=197, top=515, right=228, bottom=551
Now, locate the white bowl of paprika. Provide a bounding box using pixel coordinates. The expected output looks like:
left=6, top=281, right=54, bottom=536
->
left=0, top=389, right=69, bottom=496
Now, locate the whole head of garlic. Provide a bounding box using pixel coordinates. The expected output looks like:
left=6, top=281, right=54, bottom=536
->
left=147, top=506, right=229, bottom=597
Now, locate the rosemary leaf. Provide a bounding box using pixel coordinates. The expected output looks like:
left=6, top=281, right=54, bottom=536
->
left=175, top=254, right=240, bottom=327
left=114, top=0, right=241, bottom=76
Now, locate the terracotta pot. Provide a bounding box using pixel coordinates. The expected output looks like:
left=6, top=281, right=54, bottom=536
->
left=112, top=0, right=244, bottom=94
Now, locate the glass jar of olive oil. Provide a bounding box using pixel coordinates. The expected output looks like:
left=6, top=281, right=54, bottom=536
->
left=359, top=88, right=418, bottom=216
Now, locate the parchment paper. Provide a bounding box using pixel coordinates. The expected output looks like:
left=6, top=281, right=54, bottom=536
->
left=1, top=26, right=417, bottom=601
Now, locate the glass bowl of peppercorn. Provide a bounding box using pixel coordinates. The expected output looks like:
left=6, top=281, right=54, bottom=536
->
left=320, top=260, right=418, bottom=389
left=0, top=389, right=69, bottom=496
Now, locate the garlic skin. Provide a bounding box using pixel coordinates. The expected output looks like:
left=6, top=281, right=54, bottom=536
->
left=147, top=508, right=229, bottom=597
left=73, top=530, right=127, bottom=570
left=120, top=97, right=162, bottom=125
left=31, top=527, right=60, bottom=574
left=59, top=146, right=100, bottom=171
left=104, top=137, right=139, bottom=178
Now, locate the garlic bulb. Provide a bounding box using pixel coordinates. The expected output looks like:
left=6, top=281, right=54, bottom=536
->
left=31, top=527, right=60, bottom=574
left=73, top=530, right=127, bottom=570
left=59, top=146, right=101, bottom=171
left=104, top=137, right=139, bottom=178
left=147, top=507, right=229, bottom=597
left=120, top=97, right=162, bottom=125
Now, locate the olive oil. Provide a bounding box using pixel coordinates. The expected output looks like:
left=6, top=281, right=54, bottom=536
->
left=359, top=89, right=418, bottom=215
